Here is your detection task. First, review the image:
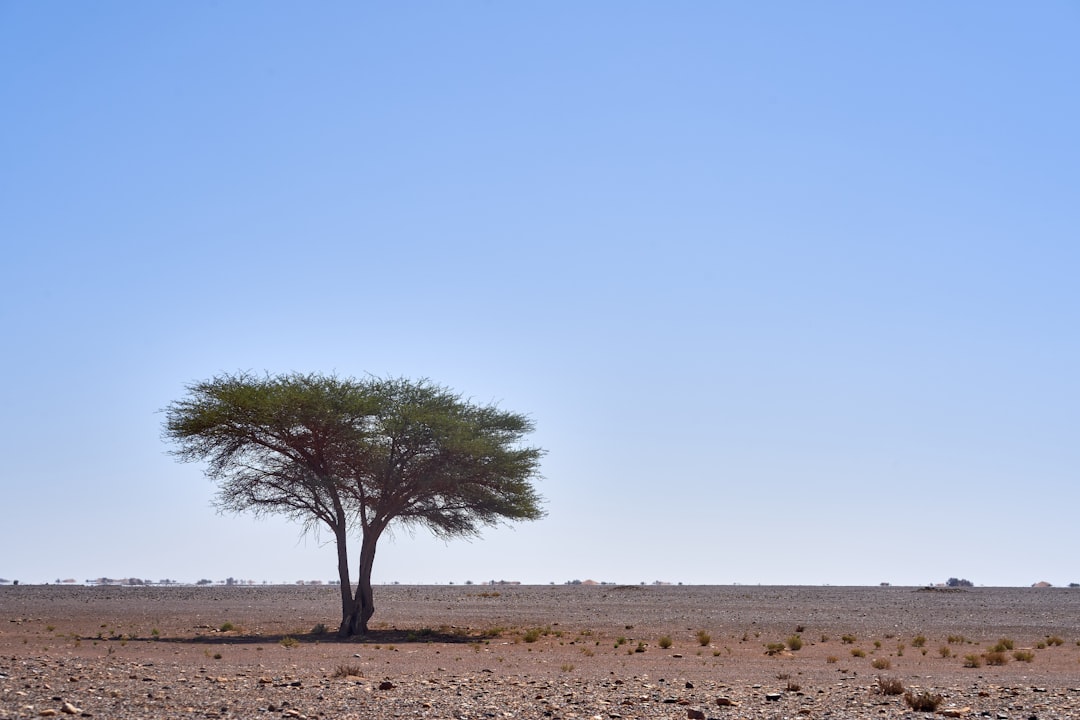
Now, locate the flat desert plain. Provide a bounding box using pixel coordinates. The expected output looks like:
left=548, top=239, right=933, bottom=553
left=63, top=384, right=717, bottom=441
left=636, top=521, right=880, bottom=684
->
left=2, top=585, right=1079, bottom=719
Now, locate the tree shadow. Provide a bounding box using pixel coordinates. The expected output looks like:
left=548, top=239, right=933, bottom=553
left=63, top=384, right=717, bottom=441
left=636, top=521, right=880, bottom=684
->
left=153, top=626, right=501, bottom=646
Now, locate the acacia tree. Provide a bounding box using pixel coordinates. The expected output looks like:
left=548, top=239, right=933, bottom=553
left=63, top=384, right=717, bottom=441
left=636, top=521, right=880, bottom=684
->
left=163, top=372, right=545, bottom=636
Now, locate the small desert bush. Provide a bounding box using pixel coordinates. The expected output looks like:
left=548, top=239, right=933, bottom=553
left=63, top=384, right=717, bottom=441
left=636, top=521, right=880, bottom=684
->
left=826, top=655, right=838, bottom=664
left=912, top=634, right=926, bottom=648
left=765, top=642, right=786, bottom=655
left=962, top=653, right=981, bottom=668
left=787, top=635, right=803, bottom=651
left=560, top=663, right=574, bottom=672
left=870, top=657, right=891, bottom=670
left=984, top=651, right=1008, bottom=666
left=615, top=636, right=627, bottom=647
left=850, top=648, right=866, bottom=658
left=658, top=635, right=673, bottom=649
left=219, top=622, right=235, bottom=632
left=991, top=638, right=1014, bottom=652
left=1013, top=650, right=1034, bottom=662
left=904, top=691, right=943, bottom=712
left=696, top=630, right=711, bottom=646
left=1046, top=635, right=1064, bottom=646
left=581, top=647, right=595, bottom=657
left=947, top=634, right=965, bottom=644
left=523, top=628, right=542, bottom=643
left=875, top=676, right=904, bottom=695
left=634, top=641, right=646, bottom=653
left=939, top=646, right=951, bottom=658
left=279, top=636, right=299, bottom=648
left=332, top=664, right=362, bottom=678
left=841, top=634, right=857, bottom=644
left=873, top=640, right=882, bottom=649
left=785, top=679, right=801, bottom=692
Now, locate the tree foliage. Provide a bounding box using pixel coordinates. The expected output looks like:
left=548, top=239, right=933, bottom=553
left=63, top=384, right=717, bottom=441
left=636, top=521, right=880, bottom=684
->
left=163, top=372, right=544, bottom=635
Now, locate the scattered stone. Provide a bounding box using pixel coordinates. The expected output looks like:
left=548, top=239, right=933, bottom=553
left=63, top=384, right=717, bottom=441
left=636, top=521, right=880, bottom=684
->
left=60, top=703, right=80, bottom=715
left=686, top=709, right=705, bottom=720
left=39, top=711, right=58, bottom=717
left=716, top=696, right=739, bottom=707
left=378, top=681, right=395, bottom=690
left=765, top=693, right=782, bottom=701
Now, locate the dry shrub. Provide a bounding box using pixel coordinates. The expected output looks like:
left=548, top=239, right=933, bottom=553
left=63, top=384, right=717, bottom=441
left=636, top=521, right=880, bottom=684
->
left=984, top=651, right=1009, bottom=666
left=696, top=630, right=711, bottom=646
left=332, top=664, right=362, bottom=678
left=870, top=657, right=891, bottom=670
left=1013, top=650, right=1034, bottom=662
left=850, top=648, right=866, bottom=658
left=875, top=676, right=904, bottom=695
left=939, top=645, right=951, bottom=658
left=904, top=691, right=943, bottom=711
left=962, top=653, right=981, bottom=668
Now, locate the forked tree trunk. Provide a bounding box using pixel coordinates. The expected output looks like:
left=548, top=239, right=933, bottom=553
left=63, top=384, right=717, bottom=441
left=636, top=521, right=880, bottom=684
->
left=333, top=527, right=359, bottom=638
left=356, top=532, right=379, bottom=634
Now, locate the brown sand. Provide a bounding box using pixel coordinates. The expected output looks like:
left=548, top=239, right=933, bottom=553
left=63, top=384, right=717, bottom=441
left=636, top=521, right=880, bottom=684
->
left=2, top=584, right=1079, bottom=718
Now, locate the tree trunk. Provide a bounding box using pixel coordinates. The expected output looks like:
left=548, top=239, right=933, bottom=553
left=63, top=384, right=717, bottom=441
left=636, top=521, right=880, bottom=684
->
left=333, top=526, right=359, bottom=638
left=356, top=531, right=380, bottom=634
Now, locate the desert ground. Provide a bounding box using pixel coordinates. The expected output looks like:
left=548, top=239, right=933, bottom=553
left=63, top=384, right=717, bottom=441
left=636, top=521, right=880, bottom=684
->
left=2, top=584, right=1079, bottom=719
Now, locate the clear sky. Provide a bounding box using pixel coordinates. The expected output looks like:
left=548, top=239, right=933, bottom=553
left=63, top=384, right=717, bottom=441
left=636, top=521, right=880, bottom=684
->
left=2, top=2, right=1077, bottom=587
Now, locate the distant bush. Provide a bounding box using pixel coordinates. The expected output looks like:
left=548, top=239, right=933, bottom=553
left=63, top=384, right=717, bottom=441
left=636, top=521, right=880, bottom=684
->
left=523, top=628, right=541, bottom=643
left=947, top=634, right=965, bottom=644
left=991, top=638, right=1014, bottom=652
left=875, top=676, right=904, bottom=695
left=658, top=635, right=673, bottom=649
left=984, top=651, right=1008, bottom=666
left=786, top=635, right=803, bottom=651
left=279, top=636, right=299, bottom=648
left=841, top=634, right=857, bottom=644
left=851, top=648, right=866, bottom=658
left=946, top=578, right=973, bottom=588
left=696, top=630, right=711, bottom=647
left=939, top=646, right=951, bottom=658
left=765, top=642, right=786, bottom=655
left=871, top=657, right=891, bottom=670
left=911, top=635, right=926, bottom=648
left=1013, top=650, right=1034, bottom=662
left=963, top=653, right=981, bottom=668
left=1046, top=635, right=1064, bottom=646
left=905, top=691, right=943, bottom=711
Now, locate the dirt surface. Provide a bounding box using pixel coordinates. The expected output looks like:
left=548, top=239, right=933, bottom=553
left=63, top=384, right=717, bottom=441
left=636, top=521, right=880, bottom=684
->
left=2, top=584, right=1079, bottom=718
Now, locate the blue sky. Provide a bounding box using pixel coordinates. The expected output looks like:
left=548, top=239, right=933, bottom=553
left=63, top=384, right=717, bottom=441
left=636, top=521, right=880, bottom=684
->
left=2, top=2, right=1077, bottom=587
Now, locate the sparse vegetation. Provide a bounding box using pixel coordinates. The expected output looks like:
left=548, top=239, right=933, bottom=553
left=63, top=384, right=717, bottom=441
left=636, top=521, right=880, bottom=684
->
left=984, top=650, right=1008, bottom=666
left=841, top=634, right=857, bottom=644
left=765, top=642, right=786, bottom=655
left=826, top=655, right=838, bottom=664
left=310, top=623, right=328, bottom=635
left=785, top=679, right=801, bottom=692
left=1013, top=650, right=1034, bottom=662
left=963, top=653, right=982, bottom=668
left=696, top=630, right=711, bottom=646
left=991, top=638, right=1014, bottom=652
left=1046, top=635, right=1065, bottom=646
left=658, top=635, right=673, bottom=649
left=947, top=634, right=966, bottom=644
left=870, top=657, right=891, bottom=670
left=279, top=636, right=299, bottom=648
left=786, top=635, right=803, bottom=651
left=911, top=634, right=926, bottom=648
left=523, top=628, right=542, bottom=643
left=904, top=690, right=943, bottom=711
left=850, top=648, right=866, bottom=658
left=219, top=622, right=235, bottom=632
left=939, top=646, right=951, bottom=658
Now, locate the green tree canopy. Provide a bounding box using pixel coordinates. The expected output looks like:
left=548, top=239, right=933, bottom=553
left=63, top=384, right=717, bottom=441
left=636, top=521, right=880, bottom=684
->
left=163, top=372, right=544, bottom=635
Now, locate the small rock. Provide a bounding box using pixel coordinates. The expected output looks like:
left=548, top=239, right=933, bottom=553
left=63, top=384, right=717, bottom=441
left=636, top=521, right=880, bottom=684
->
left=60, top=703, right=81, bottom=715
left=941, top=709, right=971, bottom=718
left=685, top=682, right=694, bottom=689
left=378, top=681, right=395, bottom=690
left=716, top=696, right=739, bottom=707
left=687, top=710, right=705, bottom=720
left=765, top=693, right=782, bottom=702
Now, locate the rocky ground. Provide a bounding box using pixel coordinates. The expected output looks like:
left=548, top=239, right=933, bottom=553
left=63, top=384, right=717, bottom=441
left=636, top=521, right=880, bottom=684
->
left=2, top=584, right=1079, bottom=719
